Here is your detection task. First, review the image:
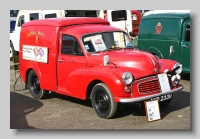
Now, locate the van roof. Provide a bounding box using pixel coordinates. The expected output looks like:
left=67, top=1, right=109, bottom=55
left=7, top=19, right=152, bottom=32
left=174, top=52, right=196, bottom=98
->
left=142, top=11, right=190, bottom=19
left=22, top=17, right=110, bottom=27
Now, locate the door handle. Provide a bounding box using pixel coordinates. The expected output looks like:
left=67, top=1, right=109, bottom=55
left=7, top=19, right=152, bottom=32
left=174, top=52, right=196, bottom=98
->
left=58, top=59, right=64, bottom=62
left=182, top=44, right=188, bottom=48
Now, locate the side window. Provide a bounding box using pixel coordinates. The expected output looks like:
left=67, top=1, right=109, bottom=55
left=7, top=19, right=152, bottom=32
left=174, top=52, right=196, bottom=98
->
left=184, top=25, right=190, bottom=41
left=62, top=35, right=83, bottom=56
left=30, top=13, right=39, bottom=21
left=85, top=11, right=97, bottom=17
left=45, top=13, right=57, bottom=18
left=17, top=15, right=24, bottom=27
left=65, top=11, right=77, bottom=17
left=111, top=10, right=127, bottom=21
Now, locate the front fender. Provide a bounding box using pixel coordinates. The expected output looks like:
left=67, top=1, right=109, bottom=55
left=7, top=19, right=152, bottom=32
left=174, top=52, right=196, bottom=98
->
left=158, top=59, right=178, bottom=72
left=79, top=67, right=128, bottom=99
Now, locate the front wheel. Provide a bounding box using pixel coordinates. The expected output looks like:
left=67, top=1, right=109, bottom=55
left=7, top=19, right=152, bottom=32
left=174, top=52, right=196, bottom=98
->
left=28, top=70, right=48, bottom=99
left=91, top=83, right=118, bottom=119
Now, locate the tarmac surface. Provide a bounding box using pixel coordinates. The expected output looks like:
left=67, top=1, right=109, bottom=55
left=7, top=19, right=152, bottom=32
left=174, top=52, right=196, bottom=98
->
left=10, top=61, right=191, bottom=129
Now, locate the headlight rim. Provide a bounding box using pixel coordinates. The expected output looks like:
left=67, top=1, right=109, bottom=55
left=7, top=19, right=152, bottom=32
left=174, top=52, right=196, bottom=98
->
left=122, top=72, right=133, bottom=85
left=173, top=62, right=182, bottom=74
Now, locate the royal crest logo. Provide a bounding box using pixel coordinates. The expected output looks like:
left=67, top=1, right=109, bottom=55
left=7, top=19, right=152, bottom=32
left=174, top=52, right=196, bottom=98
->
left=155, top=22, right=163, bottom=34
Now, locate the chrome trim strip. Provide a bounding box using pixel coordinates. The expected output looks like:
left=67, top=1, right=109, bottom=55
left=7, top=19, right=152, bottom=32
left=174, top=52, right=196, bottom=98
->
left=119, top=85, right=184, bottom=103
left=132, top=75, right=158, bottom=84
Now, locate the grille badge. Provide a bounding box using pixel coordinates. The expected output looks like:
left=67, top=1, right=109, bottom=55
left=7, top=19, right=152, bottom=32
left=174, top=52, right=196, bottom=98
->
left=154, top=68, right=158, bottom=72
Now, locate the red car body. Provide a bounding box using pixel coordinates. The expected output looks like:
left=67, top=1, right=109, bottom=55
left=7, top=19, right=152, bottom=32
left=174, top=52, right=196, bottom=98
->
left=19, top=17, right=183, bottom=119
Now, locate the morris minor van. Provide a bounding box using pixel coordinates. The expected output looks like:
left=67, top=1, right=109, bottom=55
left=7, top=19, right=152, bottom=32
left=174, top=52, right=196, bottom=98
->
left=19, top=17, right=183, bottom=119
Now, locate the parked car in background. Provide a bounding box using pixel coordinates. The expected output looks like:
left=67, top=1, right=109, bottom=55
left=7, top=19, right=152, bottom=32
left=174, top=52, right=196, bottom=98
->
left=137, top=10, right=190, bottom=73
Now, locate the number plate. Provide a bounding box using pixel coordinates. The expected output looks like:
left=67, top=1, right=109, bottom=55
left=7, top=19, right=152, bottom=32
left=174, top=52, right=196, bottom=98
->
left=158, top=73, right=171, bottom=92
left=151, top=94, right=172, bottom=102
left=150, top=74, right=172, bottom=102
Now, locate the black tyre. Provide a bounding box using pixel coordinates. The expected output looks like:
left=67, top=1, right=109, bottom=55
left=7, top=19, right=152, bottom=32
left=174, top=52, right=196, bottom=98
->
left=159, top=94, right=173, bottom=106
left=28, top=70, right=48, bottom=99
left=91, top=83, right=118, bottom=119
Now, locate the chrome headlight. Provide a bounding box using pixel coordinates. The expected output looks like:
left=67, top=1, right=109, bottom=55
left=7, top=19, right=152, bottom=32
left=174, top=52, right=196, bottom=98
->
left=122, top=72, right=133, bottom=85
left=173, top=63, right=182, bottom=74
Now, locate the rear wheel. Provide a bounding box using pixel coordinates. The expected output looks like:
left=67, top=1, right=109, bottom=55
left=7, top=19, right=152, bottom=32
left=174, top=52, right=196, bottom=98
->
left=91, top=83, right=118, bottom=119
left=28, top=70, right=48, bottom=99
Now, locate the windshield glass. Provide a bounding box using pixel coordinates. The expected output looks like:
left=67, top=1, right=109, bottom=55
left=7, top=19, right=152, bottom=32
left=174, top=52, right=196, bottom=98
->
left=82, top=31, right=133, bottom=53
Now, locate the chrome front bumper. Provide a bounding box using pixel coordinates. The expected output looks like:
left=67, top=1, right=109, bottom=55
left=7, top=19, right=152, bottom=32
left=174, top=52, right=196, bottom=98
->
left=119, top=85, right=184, bottom=103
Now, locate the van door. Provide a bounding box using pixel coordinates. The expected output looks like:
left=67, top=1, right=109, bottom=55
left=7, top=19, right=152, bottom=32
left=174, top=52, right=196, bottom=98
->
left=57, top=33, right=87, bottom=97
left=180, top=19, right=190, bottom=73
left=107, top=10, right=132, bottom=33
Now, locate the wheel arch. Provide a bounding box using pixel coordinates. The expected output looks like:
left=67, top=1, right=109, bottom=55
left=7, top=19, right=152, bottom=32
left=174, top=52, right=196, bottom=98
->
left=81, top=68, right=125, bottom=100
left=146, top=47, right=163, bottom=58
left=86, top=79, right=103, bottom=99
left=24, top=66, right=43, bottom=87
left=25, top=68, right=34, bottom=84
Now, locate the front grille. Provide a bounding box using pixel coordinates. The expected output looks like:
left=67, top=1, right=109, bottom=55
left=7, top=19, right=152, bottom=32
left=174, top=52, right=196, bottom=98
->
left=138, top=78, right=161, bottom=94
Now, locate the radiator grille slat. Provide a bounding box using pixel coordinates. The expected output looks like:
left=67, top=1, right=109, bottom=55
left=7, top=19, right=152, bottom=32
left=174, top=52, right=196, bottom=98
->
left=138, top=79, right=161, bottom=94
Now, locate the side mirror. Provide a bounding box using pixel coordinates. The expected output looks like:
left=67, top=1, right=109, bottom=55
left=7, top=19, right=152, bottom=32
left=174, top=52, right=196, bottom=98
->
left=170, top=46, right=174, bottom=54
left=103, top=55, right=110, bottom=66
left=169, top=46, right=175, bottom=59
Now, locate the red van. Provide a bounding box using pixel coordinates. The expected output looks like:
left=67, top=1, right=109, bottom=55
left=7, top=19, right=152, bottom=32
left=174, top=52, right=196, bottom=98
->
left=19, top=17, right=183, bottom=119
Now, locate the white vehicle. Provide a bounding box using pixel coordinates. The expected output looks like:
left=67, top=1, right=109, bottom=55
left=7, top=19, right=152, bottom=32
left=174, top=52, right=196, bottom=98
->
left=106, top=10, right=132, bottom=33
left=10, top=10, right=132, bottom=59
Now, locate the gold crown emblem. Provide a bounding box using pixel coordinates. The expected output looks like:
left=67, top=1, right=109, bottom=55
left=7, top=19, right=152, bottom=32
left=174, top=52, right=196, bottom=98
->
left=157, top=22, right=162, bottom=26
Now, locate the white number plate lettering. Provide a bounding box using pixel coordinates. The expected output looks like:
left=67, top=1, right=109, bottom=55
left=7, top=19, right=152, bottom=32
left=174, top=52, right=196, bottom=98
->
left=151, top=94, right=172, bottom=102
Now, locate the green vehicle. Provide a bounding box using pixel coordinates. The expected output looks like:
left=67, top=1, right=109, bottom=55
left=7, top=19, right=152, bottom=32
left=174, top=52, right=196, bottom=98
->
left=137, top=11, right=190, bottom=73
